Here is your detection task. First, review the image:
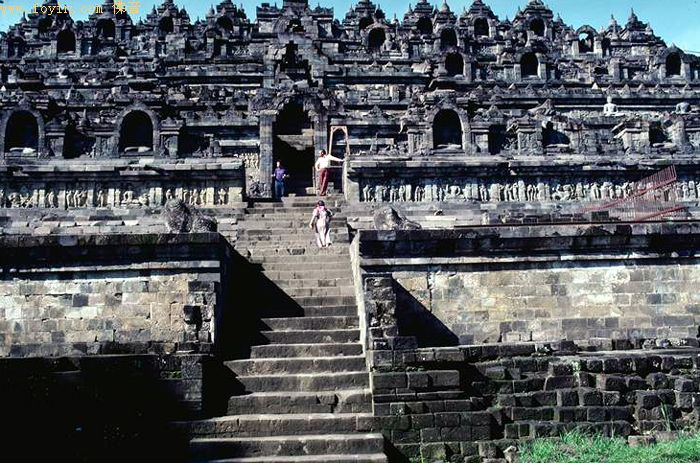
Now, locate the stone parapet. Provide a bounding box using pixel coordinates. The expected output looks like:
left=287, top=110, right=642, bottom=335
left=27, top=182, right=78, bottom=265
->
left=0, top=232, right=228, bottom=357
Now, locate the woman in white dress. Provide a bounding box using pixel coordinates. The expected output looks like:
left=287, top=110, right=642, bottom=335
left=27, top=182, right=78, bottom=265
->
left=309, top=200, right=333, bottom=248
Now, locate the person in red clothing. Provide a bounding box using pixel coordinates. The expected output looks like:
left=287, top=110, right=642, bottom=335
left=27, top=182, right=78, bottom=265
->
left=314, top=149, right=343, bottom=196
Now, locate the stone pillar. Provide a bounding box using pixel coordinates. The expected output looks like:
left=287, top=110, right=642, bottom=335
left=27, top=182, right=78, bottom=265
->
left=259, top=110, right=276, bottom=199
left=513, top=64, right=522, bottom=82
left=682, top=62, right=691, bottom=80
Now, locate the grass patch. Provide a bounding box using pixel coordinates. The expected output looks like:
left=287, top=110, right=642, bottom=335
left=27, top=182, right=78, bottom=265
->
left=519, top=431, right=700, bottom=463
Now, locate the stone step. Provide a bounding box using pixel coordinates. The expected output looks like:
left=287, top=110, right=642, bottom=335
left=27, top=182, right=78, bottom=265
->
left=179, top=413, right=373, bottom=438
left=259, top=329, right=360, bottom=344
left=275, top=287, right=355, bottom=298
left=260, top=263, right=351, bottom=272
left=248, top=255, right=351, bottom=264
left=235, top=239, right=351, bottom=248
left=260, top=316, right=358, bottom=331
left=200, top=453, right=389, bottom=463
left=239, top=220, right=349, bottom=228
left=227, top=390, right=372, bottom=415
left=241, top=248, right=350, bottom=257
left=261, top=270, right=352, bottom=281
left=226, top=356, right=367, bottom=376
left=189, top=434, right=385, bottom=461
left=236, top=372, right=370, bottom=392
left=250, top=343, right=363, bottom=359
left=288, top=295, right=356, bottom=306
left=258, top=305, right=358, bottom=318
left=193, top=454, right=387, bottom=463
left=238, top=230, right=348, bottom=240
left=243, top=211, right=349, bottom=219
left=272, top=278, right=354, bottom=289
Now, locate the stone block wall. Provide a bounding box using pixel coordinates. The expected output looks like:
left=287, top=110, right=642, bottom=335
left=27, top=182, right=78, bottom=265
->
left=364, top=344, right=700, bottom=462
left=355, top=222, right=700, bottom=346
left=352, top=221, right=700, bottom=461
left=393, top=260, right=700, bottom=344
left=0, top=233, right=226, bottom=357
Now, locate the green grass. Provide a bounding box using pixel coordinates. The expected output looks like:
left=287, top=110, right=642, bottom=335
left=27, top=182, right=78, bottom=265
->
left=519, top=431, right=700, bottom=463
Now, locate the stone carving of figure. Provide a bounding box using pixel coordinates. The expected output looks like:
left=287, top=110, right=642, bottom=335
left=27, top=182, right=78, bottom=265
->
left=362, top=185, right=372, bottom=202
left=66, top=190, right=75, bottom=208
left=389, top=185, right=398, bottom=202
left=8, top=192, right=21, bottom=208
left=489, top=183, right=502, bottom=202
left=503, top=183, right=512, bottom=202
left=414, top=185, right=424, bottom=202
left=689, top=181, right=697, bottom=200
left=590, top=182, right=601, bottom=200
left=479, top=184, right=488, bottom=201
left=398, top=185, right=406, bottom=202
left=122, top=187, right=134, bottom=205
left=138, top=192, right=150, bottom=207
left=96, top=189, right=107, bottom=207
left=405, top=184, right=412, bottom=202
left=0, top=189, right=4, bottom=207
left=517, top=181, right=527, bottom=202
left=536, top=182, right=548, bottom=201
left=44, top=191, right=55, bottom=208
left=217, top=187, right=228, bottom=205
left=563, top=184, right=573, bottom=201
left=603, top=96, right=620, bottom=116
left=19, top=188, right=32, bottom=208
left=373, top=185, right=381, bottom=202
left=676, top=101, right=691, bottom=114
left=448, top=185, right=461, bottom=199
left=526, top=184, right=536, bottom=201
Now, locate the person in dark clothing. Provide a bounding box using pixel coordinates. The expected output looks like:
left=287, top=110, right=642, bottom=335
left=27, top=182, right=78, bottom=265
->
left=271, top=161, right=289, bottom=199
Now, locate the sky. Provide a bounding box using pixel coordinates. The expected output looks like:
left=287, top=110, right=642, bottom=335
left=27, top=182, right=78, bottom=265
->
left=2, top=0, right=700, bottom=52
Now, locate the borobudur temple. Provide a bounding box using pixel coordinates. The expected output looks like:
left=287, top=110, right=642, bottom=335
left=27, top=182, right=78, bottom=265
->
left=3, top=0, right=700, bottom=462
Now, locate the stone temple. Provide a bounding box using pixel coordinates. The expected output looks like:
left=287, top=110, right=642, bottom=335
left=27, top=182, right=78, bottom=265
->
left=4, top=0, right=700, bottom=461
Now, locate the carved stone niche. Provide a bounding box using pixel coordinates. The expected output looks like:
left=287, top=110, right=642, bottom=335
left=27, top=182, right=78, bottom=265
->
left=612, top=120, right=650, bottom=152
left=511, top=121, right=542, bottom=156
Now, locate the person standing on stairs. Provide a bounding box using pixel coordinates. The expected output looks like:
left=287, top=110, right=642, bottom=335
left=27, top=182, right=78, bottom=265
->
left=272, top=161, right=289, bottom=199
left=315, top=149, right=343, bottom=196
left=309, top=200, right=333, bottom=248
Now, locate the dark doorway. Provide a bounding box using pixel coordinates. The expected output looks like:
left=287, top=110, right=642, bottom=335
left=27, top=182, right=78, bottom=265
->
left=158, top=17, right=174, bottom=37
left=488, top=125, right=506, bottom=154
left=57, top=30, right=76, bottom=53
left=474, top=18, right=489, bottom=37
left=119, top=111, right=153, bottom=153
left=602, top=38, right=611, bottom=57
left=6, top=111, right=38, bottom=153
left=368, top=28, right=385, bottom=51
left=274, top=102, right=315, bottom=195
left=440, top=28, right=457, bottom=50
left=38, top=17, right=52, bottom=35
left=521, top=52, right=539, bottom=77
left=667, top=53, right=681, bottom=77
left=445, top=52, right=464, bottom=77
left=433, top=109, right=462, bottom=149
left=530, top=18, right=545, bottom=37
left=543, top=122, right=570, bottom=147
left=578, top=31, right=594, bottom=53
left=217, top=17, right=233, bottom=32
left=359, top=16, right=373, bottom=30
left=96, top=19, right=115, bottom=39
left=417, top=17, right=432, bottom=36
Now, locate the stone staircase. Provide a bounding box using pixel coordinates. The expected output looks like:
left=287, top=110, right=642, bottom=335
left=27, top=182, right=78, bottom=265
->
left=179, top=196, right=387, bottom=463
